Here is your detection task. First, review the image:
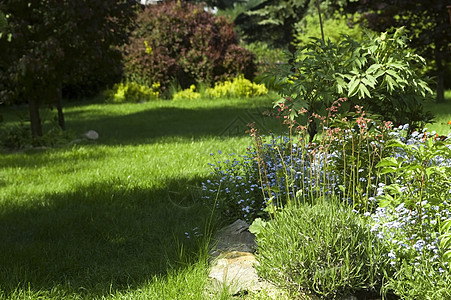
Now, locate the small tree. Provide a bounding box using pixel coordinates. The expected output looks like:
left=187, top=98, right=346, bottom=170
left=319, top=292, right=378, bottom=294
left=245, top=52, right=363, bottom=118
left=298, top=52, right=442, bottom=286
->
left=268, top=28, right=433, bottom=141
left=0, top=0, right=137, bottom=138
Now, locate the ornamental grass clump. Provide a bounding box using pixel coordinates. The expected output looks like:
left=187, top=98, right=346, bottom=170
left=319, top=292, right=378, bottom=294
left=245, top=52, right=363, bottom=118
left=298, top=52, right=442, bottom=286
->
left=250, top=198, right=391, bottom=299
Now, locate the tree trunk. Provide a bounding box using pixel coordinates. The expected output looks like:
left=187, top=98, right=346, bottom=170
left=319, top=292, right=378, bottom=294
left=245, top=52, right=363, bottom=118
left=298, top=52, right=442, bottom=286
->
left=28, top=97, right=42, bottom=137
left=435, top=50, right=445, bottom=103
left=56, top=82, right=66, bottom=130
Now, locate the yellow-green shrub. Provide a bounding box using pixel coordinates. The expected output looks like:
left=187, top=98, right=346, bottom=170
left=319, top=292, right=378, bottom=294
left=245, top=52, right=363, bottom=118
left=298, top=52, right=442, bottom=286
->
left=172, top=85, right=201, bottom=100
left=206, top=76, right=268, bottom=98
left=103, top=81, right=160, bottom=103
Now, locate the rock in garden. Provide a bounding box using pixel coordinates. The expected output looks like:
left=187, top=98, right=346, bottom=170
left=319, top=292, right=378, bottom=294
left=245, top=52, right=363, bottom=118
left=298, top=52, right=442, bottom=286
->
left=210, top=219, right=256, bottom=257
left=208, top=251, right=261, bottom=295
left=207, top=220, right=286, bottom=297
left=83, top=130, right=99, bottom=140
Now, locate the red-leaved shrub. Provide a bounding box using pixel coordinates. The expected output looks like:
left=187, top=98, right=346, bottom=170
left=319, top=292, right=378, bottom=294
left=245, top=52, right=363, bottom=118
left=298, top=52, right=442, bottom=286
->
left=122, top=1, right=256, bottom=94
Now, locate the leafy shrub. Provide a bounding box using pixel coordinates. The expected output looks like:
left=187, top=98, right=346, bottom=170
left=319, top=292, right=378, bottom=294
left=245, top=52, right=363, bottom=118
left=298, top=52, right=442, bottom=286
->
left=251, top=199, right=390, bottom=299
left=172, top=85, right=201, bottom=100
left=103, top=81, right=159, bottom=103
left=0, top=123, right=31, bottom=150
left=267, top=27, right=434, bottom=141
left=206, top=76, right=268, bottom=98
left=123, top=1, right=256, bottom=93
left=0, top=122, right=75, bottom=150
left=369, top=132, right=451, bottom=297
left=383, top=260, right=451, bottom=299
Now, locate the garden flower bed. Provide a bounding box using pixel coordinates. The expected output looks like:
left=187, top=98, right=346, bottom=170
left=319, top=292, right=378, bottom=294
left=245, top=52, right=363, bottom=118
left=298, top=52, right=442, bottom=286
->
left=203, top=108, right=451, bottom=299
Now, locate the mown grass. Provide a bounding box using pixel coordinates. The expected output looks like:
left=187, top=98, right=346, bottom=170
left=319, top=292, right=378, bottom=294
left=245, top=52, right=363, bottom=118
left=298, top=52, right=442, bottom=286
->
left=0, top=95, right=281, bottom=299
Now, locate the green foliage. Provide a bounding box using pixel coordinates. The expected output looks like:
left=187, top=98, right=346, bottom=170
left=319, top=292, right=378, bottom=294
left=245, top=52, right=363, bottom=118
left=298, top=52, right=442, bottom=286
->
left=322, top=102, right=396, bottom=211
left=206, top=76, right=268, bottom=98
left=252, top=199, right=390, bottom=299
left=0, top=121, right=75, bottom=151
left=373, top=135, right=451, bottom=272
left=0, top=122, right=31, bottom=150
left=440, top=219, right=451, bottom=265
left=0, top=0, right=137, bottom=136
left=172, top=85, right=201, bottom=100
left=382, top=261, right=451, bottom=300
left=294, top=11, right=364, bottom=47
left=123, top=1, right=256, bottom=94
left=0, top=9, right=7, bottom=37
left=376, top=138, right=451, bottom=213
left=235, top=0, right=359, bottom=47
left=362, top=0, right=451, bottom=102
left=267, top=27, right=434, bottom=140
left=103, top=81, right=160, bottom=103
left=243, top=42, right=286, bottom=78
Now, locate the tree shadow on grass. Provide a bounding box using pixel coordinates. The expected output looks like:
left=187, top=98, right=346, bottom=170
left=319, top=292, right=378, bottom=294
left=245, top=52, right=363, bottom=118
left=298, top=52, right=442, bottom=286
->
left=0, top=176, right=216, bottom=298
left=65, top=105, right=282, bottom=145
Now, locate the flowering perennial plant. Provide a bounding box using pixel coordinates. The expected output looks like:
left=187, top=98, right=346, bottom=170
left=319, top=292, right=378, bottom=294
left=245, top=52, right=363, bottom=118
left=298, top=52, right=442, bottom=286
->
left=201, top=150, right=262, bottom=223
left=370, top=202, right=451, bottom=270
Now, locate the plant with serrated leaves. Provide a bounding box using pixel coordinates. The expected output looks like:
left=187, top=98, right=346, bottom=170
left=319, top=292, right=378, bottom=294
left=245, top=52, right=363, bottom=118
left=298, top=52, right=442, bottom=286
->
left=267, top=27, right=434, bottom=141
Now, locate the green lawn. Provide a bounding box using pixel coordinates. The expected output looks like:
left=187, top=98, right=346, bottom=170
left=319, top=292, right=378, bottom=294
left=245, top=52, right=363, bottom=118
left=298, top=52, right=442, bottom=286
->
left=0, top=95, right=281, bottom=299
left=0, top=92, right=450, bottom=299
